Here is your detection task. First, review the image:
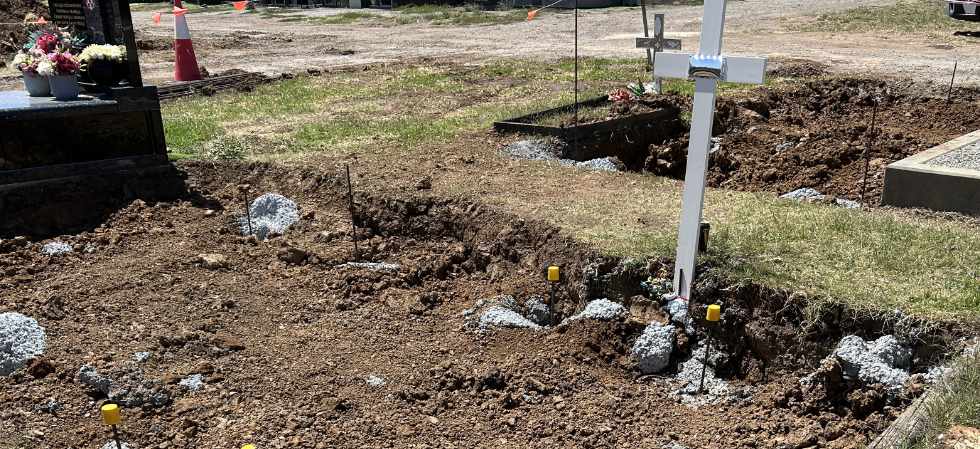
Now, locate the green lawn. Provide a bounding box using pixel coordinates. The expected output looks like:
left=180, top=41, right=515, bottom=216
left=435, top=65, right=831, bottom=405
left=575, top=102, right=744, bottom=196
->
left=161, top=57, right=980, bottom=321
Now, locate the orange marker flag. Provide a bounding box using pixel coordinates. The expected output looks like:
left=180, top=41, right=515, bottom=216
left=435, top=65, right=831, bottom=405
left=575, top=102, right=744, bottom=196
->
left=173, top=5, right=189, bottom=16
left=233, top=1, right=248, bottom=11
left=527, top=9, right=538, bottom=21
left=152, top=12, right=162, bottom=24
left=35, top=17, right=47, bottom=25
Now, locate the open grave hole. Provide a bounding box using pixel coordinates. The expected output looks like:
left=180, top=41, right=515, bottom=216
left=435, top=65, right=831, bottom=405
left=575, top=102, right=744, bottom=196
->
left=497, top=78, right=980, bottom=203
left=0, top=161, right=973, bottom=448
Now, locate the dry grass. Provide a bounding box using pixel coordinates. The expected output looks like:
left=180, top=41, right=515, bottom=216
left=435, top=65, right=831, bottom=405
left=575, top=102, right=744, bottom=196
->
left=907, top=347, right=980, bottom=448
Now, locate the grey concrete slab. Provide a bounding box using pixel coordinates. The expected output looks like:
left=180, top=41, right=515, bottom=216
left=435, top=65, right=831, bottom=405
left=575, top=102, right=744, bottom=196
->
left=882, top=130, right=980, bottom=216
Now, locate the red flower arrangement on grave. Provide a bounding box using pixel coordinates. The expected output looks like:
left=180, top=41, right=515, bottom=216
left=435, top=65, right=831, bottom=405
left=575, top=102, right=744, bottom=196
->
left=48, top=51, right=81, bottom=76
left=608, top=88, right=637, bottom=115
left=35, top=32, right=60, bottom=54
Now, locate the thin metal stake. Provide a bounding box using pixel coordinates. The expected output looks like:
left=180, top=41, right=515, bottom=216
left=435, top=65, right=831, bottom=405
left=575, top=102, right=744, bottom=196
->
left=859, top=100, right=879, bottom=206
left=345, top=164, right=359, bottom=262
left=946, top=60, right=958, bottom=105
left=112, top=425, right=123, bottom=449
left=243, top=189, right=253, bottom=236
left=698, top=327, right=712, bottom=394
left=573, top=0, right=580, bottom=158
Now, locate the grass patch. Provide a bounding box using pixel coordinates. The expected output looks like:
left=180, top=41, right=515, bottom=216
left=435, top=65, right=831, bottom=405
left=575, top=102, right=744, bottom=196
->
left=798, top=0, right=979, bottom=33
left=908, top=349, right=980, bottom=448
left=395, top=4, right=527, bottom=25
left=129, top=2, right=232, bottom=13
left=255, top=4, right=526, bottom=26
left=160, top=58, right=980, bottom=321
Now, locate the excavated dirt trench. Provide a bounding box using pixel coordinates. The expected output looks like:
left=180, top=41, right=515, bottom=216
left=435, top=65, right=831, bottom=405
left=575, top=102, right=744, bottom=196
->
left=0, top=162, right=971, bottom=449
left=522, top=77, right=980, bottom=204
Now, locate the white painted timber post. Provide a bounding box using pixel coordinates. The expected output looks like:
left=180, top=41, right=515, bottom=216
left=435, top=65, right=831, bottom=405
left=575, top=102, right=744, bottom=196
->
left=651, top=0, right=767, bottom=301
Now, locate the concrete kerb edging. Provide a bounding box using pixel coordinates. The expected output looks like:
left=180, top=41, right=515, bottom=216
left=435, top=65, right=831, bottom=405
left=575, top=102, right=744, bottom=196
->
left=867, top=339, right=979, bottom=449
left=882, top=129, right=980, bottom=214
left=887, top=129, right=980, bottom=179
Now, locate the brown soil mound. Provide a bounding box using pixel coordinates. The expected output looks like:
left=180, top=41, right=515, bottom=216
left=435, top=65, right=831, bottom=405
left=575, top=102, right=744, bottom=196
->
left=646, top=78, right=980, bottom=203
left=0, top=162, right=966, bottom=449
left=0, top=0, right=46, bottom=56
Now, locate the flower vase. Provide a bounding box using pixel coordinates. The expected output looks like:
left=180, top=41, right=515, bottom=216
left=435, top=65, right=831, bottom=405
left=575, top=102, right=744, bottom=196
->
left=87, top=59, right=122, bottom=88
left=49, top=74, right=81, bottom=101
left=23, top=72, right=51, bottom=97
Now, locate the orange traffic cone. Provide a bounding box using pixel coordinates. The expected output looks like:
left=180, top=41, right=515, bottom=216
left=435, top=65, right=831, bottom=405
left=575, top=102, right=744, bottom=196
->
left=173, top=0, right=202, bottom=81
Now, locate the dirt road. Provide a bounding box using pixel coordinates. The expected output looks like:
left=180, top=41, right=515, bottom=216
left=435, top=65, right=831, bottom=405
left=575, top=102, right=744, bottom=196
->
left=126, top=0, right=980, bottom=86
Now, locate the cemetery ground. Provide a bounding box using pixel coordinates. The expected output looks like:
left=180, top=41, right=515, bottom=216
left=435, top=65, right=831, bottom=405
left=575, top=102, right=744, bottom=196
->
left=3, top=57, right=980, bottom=448
left=2, top=1, right=980, bottom=449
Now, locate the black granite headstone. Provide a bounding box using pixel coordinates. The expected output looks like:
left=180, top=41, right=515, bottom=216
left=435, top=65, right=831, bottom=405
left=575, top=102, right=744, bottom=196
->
left=48, top=0, right=143, bottom=87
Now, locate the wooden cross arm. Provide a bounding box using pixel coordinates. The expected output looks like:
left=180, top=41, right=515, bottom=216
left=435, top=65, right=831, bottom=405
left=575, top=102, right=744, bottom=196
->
left=653, top=52, right=768, bottom=85
left=635, top=37, right=682, bottom=51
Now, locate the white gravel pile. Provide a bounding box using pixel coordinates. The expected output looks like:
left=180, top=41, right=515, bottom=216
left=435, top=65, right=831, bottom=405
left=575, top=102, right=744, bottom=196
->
left=573, top=157, right=620, bottom=172
left=779, top=188, right=861, bottom=209
left=632, top=323, right=676, bottom=374
left=179, top=374, right=205, bottom=391
left=479, top=307, right=541, bottom=330
left=40, top=241, right=73, bottom=256
left=0, top=312, right=46, bottom=376
left=674, top=346, right=731, bottom=405
left=563, top=299, right=628, bottom=323
left=338, top=262, right=401, bottom=272
left=501, top=139, right=559, bottom=161
left=240, top=193, right=300, bottom=240
left=827, top=335, right=912, bottom=392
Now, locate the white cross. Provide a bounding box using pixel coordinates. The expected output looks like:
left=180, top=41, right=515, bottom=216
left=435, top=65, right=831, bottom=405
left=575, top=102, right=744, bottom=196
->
left=653, top=0, right=767, bottom=301
left=635, top=13, right=681, bottom=94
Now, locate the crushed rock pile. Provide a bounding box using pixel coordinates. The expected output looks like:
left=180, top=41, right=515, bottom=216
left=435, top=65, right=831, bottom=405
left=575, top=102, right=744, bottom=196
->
left=780, top=188, right=861, bottom=209
left=802, top=335, right=912, bottom=394
left=240, top=193, right=299, bottom=240
left=463, top=295, right=551, bottom=331
left=502, top=139, right=624, bottom=173
left=0, top=312, right=46, bottom=376
left=77, top=363, right=173, bottom=408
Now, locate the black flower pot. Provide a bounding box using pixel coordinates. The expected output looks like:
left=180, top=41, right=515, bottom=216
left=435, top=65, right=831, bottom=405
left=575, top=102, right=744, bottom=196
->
left=87, top=59, right=120, bottom=88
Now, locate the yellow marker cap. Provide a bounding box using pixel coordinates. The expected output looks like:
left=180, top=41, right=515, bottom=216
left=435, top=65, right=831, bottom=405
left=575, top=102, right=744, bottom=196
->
left=547, top=266, right=560, bottom=282
left=706, top=304, right=721, bottom=322
left=242, top=445, right=257, bottom=449
left=101, top=403, right=121, bottom=426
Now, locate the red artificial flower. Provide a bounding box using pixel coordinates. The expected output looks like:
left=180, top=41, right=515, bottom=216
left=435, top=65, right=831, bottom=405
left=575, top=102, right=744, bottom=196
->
left=49, top=51, right=80, bottom=75
left=35, top=33, right=59, bottom=53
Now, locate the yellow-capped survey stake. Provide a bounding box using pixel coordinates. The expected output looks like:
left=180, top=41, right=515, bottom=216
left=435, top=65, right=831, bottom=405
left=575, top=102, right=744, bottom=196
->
left=242, top=445, right=257, bottom=449
left=706, top=304, right=721, bottom=322
left=101, top=403, right=121, bottom=426
left=547, top=265, right=560, bottom=282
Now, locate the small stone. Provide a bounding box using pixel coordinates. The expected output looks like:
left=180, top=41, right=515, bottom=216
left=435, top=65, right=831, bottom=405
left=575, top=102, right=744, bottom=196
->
left=179, top=374, right=205, bottom=391
left=196, top=254, right=228, bottom=270
left=77, top=365, right=112, bottom=395
left=525, top=296, right=552, bottom=326
left=415, top=177, right=432, bottom=190
left=133, top=352, right=152, bottom=363
left=40, top=241, right=73, bottom=256
left=277, top=247, right=309, bottom=265
left=366, top=375, right=386, bottom=387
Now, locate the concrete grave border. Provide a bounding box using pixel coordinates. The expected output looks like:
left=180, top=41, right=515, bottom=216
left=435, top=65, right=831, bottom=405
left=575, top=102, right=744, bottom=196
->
left=882, top=130, right=980, bottom=216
